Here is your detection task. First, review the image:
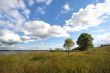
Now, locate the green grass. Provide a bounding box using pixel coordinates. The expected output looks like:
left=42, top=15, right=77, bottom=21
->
left=0, top=46, right=110, bottom=73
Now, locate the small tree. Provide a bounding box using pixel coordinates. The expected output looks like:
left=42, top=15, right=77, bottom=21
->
left=63, top=38, right=74, bottom=55
left=77, top=33, right=93, bottom=51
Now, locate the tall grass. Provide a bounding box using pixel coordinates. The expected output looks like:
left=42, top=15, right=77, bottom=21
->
left=0, top=46, right=110, bottom=73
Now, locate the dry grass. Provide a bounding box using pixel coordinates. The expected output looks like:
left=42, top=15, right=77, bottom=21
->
left=0, top=46, right=110, bottom=73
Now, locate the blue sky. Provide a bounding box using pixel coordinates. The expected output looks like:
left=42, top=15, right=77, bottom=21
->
left=0, top=0, right=110, bottom=50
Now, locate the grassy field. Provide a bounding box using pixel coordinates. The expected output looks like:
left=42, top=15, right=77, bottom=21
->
left=0, top=46, right=110, bottom=73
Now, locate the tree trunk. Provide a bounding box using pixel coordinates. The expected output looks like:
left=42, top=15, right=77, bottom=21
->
left=68, top=47, right=70, bottom=56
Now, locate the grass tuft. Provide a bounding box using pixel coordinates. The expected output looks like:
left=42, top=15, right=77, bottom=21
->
left=0, top=46, right=110, bottom=73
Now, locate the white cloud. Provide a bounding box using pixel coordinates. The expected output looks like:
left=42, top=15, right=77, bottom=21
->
left=0, top=0, right=30, bottom=30
left=28, top=0, right=53, bottom=7
left=0, top=0, right=18, bottom=11
left=65, top=0, right=110, bottom=32
left=61, top=2, right=71, bottom=14
left=21, top=36, right=31, bottom=41
left=35, top=0, right=53, bottom=5
left=28, top=0, right=34, bottom=6
left=18, top=0, right=26, bottom=10
left=23, top=21, right=69, bottom=40
left=0, top=0, right=30, bottom=20
left=0, top=9, right=26, bottom=33
left=0, top=0, right=30, bottom=47
left=0, top=0, right=30, bottom=33
left=0, top=0, right=69, bottom=47
left=23, top=21, right=50, bottom=39
left=0, top=29, right=34, bottom=46
left=23, top=9, right=31, bottom=18
left=0, top=0, right=30, bottom=15
left=1, top=0, right=110, bottom=49
left=93, top=32, right=110, bottom=46
left=37, top=7, right=46, bottom=15
left=63, top=2, right=70, bottom=11
left=20, top=36, right=33, bottom=43
left=0, top=30, right=21, bottom=46
left=45, top=0, right=53, bottom=5
left=49, top=25, right=70, bottom=37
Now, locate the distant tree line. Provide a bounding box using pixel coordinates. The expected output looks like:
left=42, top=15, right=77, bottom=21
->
left=100, top=44, right=110, bottom=47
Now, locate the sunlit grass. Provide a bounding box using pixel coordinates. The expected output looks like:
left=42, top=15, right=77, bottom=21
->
left=0, top=46, right=110, bottom=73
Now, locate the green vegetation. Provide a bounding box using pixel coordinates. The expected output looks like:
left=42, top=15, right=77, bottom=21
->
left=77, top=33, right=93, bottom=51
left=63, top=38, right=74, bottom=55
left=0, top=46, right=110, bottom=73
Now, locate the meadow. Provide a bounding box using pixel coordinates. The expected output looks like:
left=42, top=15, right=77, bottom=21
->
left=0, top=46, right=110, bottom=73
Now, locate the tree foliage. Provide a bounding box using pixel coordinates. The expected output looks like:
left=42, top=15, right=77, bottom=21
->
left=77, top=33, right=93, bottom=51
left=63, top=38, right=74, bottom=54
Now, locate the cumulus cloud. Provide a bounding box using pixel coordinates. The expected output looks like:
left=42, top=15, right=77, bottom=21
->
left=1, top=0, right=110, bottom=48
left=65, top=0, right=110, bottom=32
left=0, top=30, right=21, bottom=46
left=49, top=25, right=69, bottom=37
left=20, top=36, right=33, bottom=43
left=0, top=0, right=30, bottom=17
left=23, top=21, right=50, bottom=39
left=0, top=0, right=69, bottom=47
left=23, top=21, right=69, bottom=40
left=0, top=29, right=33, bottom=46
left=0, top=0, right=30, bottom=31
left=0, top=0, right=28, bottom=46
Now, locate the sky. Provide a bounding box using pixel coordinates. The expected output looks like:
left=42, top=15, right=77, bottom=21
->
left=0, top=0, right=110, bottom=50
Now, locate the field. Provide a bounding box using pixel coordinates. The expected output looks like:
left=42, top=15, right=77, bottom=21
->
left=0, top=46, right=110, bottom=73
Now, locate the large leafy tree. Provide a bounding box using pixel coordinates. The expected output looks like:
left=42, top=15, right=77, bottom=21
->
left=77, top=33, right=93, bottom=51
left=63, top=38, right=74, bottom=55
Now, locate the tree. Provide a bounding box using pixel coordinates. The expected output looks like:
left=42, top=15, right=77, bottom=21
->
left=63, top=38, right=74, bottom=55
left=77, top=33, right=93, bottom=51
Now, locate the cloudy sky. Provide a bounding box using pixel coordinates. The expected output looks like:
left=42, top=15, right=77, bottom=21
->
left=0, top=0, right=110, bottom=50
